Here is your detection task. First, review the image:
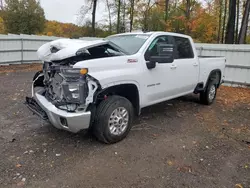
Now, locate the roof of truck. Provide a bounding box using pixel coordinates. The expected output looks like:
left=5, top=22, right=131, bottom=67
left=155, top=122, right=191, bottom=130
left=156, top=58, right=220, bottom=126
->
left=111, top=31, right=191, bottom=39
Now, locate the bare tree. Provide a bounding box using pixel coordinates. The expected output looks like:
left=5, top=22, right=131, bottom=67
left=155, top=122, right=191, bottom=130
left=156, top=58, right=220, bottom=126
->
left=235, top=0, right=240, bottom=43
left=129, top=0, right=135, bottom=32
left=218, top=0, right=223, bottom=43
left=106, top=0, right=112, bottom=34
left=117, top=0, right=121, bottom=33
left=238, top=0, right=250, bottom=44
left=221, top=0, right=228, bottom=43
left=121, top=0, right=126, bottom=33
left=0, top=0, right=4, bottom=10
left=186, top=0, right=191, bottom=34
left=225, top=0, right=236, bottom=44
left=165, top=0, right=169, bottom=21
left=77, top=0, right=98, bottom=36
left=91, top=0, right=98, bottom=36
left=143, top=0, right=152, bottom=31
left=142, top=0, right=157, bottom=31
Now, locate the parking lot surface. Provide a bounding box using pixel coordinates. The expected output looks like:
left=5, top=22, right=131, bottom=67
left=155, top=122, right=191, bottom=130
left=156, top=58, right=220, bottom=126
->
left=0, top=66, right=249, bottom=188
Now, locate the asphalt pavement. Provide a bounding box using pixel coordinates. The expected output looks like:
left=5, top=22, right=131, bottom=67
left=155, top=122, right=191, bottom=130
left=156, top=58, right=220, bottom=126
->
left=0, top=70, right=249, bottom=188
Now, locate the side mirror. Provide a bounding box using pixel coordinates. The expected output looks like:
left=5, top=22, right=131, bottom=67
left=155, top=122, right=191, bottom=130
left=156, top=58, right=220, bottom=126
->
left=150, top=43, right=174, bottom=64
left=146, top=61, right=156, bottom=69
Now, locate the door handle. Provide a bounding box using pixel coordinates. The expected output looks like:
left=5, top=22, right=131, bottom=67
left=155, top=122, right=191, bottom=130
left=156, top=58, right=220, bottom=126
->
left=170, top=64, right=177, bottom=69
left=193, top=63, right=198, bottom=67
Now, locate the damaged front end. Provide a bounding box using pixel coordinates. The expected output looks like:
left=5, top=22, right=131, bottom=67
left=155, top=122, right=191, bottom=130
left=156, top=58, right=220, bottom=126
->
left=42, top=62, right=99, bottom=112
left=25, top=61, right=100, bottom=133
left=25, top=38, right=125, bottom=132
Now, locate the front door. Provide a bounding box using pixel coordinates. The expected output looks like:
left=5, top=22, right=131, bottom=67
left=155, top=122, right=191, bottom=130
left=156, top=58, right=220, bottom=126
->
left=142, top=35, right=199, bottom=107
left=142, top=35, right=178, bottom=106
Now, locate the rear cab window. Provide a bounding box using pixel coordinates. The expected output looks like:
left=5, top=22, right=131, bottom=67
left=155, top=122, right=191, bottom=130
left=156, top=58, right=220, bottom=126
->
left=173, top=36, right=194, bottom=59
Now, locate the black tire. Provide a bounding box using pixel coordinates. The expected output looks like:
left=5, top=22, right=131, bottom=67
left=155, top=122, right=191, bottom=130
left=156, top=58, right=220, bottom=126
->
left=200, top=81, right=217, bottom=105
left=93, top=95, right=134, bottom=144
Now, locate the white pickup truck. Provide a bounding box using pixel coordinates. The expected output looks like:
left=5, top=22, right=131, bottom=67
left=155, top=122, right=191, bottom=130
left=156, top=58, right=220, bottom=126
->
left=26, top=32, right=226, bottom=143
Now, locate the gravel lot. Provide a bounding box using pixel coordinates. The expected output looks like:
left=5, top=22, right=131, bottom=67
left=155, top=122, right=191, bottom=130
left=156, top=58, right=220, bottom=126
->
left=0, top=66, right=250, bottom=188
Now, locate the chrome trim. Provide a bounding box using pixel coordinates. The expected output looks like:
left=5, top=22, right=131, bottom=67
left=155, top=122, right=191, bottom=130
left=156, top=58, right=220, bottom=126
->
left=108, top=107, right=129, bottom=136
left=208, top=85, right=216, bottom=101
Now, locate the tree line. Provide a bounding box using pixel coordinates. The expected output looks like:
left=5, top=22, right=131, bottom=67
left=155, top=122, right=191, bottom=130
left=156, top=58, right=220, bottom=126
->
left=84, top=0, right=250, bottom=44
left=0, top=0, right=250, bottom=44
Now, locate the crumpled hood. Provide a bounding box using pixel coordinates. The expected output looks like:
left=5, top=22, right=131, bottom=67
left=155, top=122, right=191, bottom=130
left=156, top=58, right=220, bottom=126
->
left=37, top=38, right=107, bottom=62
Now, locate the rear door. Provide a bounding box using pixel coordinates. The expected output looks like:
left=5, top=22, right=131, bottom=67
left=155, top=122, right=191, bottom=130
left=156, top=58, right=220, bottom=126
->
left=172, top=36, right=199, bottom=94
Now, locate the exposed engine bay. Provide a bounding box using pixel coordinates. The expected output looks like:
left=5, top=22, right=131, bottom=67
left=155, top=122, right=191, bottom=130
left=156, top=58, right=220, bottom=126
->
left=33, top=61, right=100, bottom=112
left=32, top=38, right=127, bottom=113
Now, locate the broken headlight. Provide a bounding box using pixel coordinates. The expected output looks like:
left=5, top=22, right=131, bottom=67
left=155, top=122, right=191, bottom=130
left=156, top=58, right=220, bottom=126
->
left=59, top=68, right=88, bottom=105
left=61, top=81, right=86, bottom=104
left=60, top=67, right=81, bottom=82
left=68, top=83, right=80, bottom=99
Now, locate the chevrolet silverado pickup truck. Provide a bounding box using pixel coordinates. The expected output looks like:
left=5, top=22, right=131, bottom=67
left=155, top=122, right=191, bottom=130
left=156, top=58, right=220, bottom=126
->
left=26, top=32, right=226, bottom=144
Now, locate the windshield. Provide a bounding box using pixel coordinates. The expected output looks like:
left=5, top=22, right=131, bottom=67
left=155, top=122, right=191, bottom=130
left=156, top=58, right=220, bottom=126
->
left=106, top=34, right=151, bottom=55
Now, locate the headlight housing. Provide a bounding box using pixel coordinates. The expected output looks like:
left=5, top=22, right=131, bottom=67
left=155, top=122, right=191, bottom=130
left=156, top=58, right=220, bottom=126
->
left=68, top=83, right=80, bottom=99
left=59, top=68, right=88, bottom=105
left=60, top=67, right=81, bottom=81
left=60, top=67, right=88, bottom=82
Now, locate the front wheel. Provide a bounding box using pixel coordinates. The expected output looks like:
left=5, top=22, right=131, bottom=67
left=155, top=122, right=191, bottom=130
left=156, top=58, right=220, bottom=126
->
left=200, top=81, right=217, bottom=105
left=93, top=95, right=134, bottom=144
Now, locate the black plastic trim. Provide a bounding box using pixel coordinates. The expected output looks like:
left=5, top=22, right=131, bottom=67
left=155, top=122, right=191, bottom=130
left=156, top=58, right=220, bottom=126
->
left=194, top=82, right=204, bottom=94
left=25, top=97, right=48, bottom=120
left=205, top=69, right=222, bottom=90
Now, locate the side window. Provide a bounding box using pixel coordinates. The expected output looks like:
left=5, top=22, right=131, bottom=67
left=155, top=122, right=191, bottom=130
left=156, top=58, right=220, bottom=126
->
left=173, top=37, right=194, bottom=59
left=144, top=36, right=173, bottom=61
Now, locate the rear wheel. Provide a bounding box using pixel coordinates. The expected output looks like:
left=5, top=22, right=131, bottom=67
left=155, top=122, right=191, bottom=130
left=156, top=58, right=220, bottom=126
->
left=200, top=81, right=217, bottom=105
left=93, top=95, right=134, bottom=144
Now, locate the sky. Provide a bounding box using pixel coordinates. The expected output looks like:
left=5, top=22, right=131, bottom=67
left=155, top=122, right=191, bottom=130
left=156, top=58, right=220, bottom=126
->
left=39, top=0, right=106, bottom=25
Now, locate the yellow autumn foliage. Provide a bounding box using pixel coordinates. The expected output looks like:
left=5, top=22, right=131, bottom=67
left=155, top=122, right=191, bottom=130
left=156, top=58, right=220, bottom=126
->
left=0, top=17, right=5, bottom=34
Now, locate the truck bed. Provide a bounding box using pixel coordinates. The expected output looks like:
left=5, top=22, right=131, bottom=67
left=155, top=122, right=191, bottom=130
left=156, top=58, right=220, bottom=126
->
left=198, top=56, right=226, bottom=85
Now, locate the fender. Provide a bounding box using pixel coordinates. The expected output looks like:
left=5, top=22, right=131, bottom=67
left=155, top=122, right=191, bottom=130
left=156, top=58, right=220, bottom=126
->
left=101, top=80, right=140, bottom=91
left=204, top=69, right=222, bottom=90
left=92, top=81, right=141, bottom=115
left=101, top=80, right=141, bottom=109
left=93, top=80, right=140, bottom=102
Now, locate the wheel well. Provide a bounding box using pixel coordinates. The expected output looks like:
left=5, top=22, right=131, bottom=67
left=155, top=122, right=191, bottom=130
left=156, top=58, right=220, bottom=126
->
left=207, top=70, right=221, bottom=89
left=95, top=84, right=140, bottom=116
left=33, top=71, right=44, bottom=87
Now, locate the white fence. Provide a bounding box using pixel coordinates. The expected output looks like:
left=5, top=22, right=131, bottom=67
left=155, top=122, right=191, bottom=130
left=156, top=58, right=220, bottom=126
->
left=0, top=34, right=103, bottom=65
left=0, top=34, right=250, bottom=86
left=195, top=43, right=250, bottom=86
left=0, top=34, right=62, bottom=64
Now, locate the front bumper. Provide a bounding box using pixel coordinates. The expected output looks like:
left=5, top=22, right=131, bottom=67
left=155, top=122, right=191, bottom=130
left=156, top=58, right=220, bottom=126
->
left=26, top=93, right=91, bottom=133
